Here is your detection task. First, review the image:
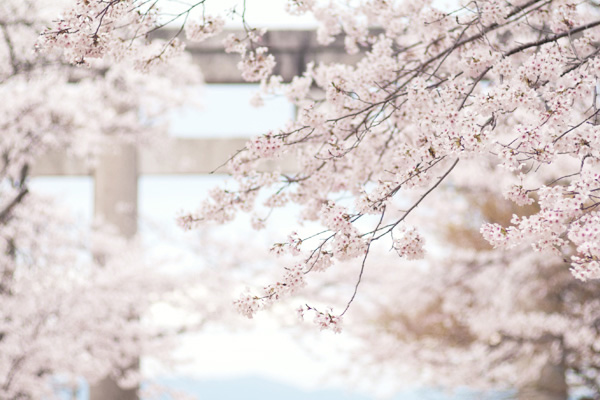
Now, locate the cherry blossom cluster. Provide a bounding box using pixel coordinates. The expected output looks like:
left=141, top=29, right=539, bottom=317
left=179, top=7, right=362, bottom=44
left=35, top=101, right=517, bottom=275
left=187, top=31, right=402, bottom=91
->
left=247, top=131, right=285, bottom=158
left=568, top=211, right=600, bottom=280
left=392, top=225, right=426, bottom=260
left=503, top=183, right=535, bottom=206
left=320, top=202, right=367, bottom=261
left=40, top=0, right=229, bottom=72
left=295, top=305, right=343, bottom=334
left=484, top=161, right=600, bottom=274
left=233, top=263, right=306, bottom=319
left=223, top=33, right=246, bottom=54
left=223, top=28, right=276, bottom=83
left=312, top=310, right=343, bottom=333
left=284, top=71, right=314, bottom=105
left=297, top=305, right=343, bottom=334
left=185, top=15, right=225, bottom=43
left=237, top=47, right=276, bottom=82
left=271, top=232, right=302, bottom=257
left=39, top=0, right=158, bottom=65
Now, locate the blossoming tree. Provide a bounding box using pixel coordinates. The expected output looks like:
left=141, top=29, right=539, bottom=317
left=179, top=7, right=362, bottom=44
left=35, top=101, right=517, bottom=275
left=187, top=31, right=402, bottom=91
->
left=0, top=0, right=217, bottom=398
left=41, top=0, right=600, bottom=397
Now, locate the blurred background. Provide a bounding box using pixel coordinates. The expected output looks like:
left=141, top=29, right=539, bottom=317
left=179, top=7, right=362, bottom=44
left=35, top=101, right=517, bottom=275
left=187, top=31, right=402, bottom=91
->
left=6, top=0, right=595, bottom=399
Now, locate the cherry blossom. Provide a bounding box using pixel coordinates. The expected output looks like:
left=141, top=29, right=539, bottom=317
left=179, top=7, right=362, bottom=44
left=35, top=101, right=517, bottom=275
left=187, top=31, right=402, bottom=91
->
left=392, top=225, right=426, bottom=260
left=185, top=15, right=225, bottom=43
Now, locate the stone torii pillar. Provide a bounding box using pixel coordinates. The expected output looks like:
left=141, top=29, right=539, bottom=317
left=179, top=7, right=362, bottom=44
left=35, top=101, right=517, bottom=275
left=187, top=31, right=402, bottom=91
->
left=90, top=142, right=139, bottom=400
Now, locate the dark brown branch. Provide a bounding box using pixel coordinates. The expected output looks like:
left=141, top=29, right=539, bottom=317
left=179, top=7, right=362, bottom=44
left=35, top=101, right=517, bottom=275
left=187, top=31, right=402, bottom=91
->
left=506, top=19, right=600, bottom=57
left=0, top=188, right=28, bottom=223
left=340, top=205, right=387, bottom=316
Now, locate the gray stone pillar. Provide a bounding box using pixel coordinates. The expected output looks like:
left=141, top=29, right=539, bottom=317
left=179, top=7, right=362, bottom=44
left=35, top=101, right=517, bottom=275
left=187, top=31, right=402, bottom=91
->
left=93, top=143, right=138, bottom=238
left=90, top=143, right=138, bottom=400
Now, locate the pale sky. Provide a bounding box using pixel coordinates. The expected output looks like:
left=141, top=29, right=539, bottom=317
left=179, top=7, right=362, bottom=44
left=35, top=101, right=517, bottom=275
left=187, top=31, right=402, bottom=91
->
left=169, top=85, right=294, bottom=137
left=162, top=0, right=459, bottom=29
